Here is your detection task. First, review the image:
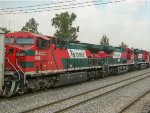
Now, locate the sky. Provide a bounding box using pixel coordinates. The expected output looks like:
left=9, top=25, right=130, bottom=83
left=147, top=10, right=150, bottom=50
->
left=0, top=0, right=150, bottom=50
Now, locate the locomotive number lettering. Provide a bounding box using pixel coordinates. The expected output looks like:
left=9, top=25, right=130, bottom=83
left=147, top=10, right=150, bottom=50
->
left=35, top=56, right=41, bottom=60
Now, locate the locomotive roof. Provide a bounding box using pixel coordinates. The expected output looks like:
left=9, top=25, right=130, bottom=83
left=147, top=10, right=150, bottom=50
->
left=5, top=31, right=54, bottom=40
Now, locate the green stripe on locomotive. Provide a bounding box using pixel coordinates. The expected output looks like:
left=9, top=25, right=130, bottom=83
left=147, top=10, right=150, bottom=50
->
left=62, top=58, right=88, bottom=69
left=134, top=49, right=143, bottom=54
left=105, top=58, right=127, bottom=65
left=112, top=47, right=125, bottom=52
left=68, top=43, right=88, bottom=50
left=20, top=50, right=35, bottom=56
left=19, top=62, right=34, bottom=68
left=136, top=58, right=144, bottom=62
left=62, top=58, right=103, bottom=70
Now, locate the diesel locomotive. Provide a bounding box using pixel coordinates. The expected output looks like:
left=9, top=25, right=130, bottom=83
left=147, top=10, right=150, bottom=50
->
left=0, top=31, right=149, bottom=97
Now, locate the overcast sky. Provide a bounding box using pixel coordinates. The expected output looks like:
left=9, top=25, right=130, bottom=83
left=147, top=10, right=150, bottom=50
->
left=0, top=0, right=150, bottom=50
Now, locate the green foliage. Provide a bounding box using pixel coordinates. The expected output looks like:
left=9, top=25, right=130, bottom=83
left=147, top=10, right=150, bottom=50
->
left=21, top=18, right=39, bottom=34
left=119, top=42, right=128, bottom=48
left=100, top=34, right=109, bottom=46
left=51, top=12, right=79, bottom=41
left=0, top=27, right=10, bottom=34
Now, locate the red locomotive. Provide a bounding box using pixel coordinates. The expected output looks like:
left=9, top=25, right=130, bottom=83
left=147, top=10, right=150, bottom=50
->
left=0, top=31, right=149, bottom=97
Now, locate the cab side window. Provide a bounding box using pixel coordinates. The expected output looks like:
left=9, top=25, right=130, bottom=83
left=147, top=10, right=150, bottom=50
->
left=127, top=50, right=130, bottom=54
left=52, top=38, right=57, bottom=44
left=37, top=37, right=50, bottom=49
left=56, top=38, right=68, bottom=47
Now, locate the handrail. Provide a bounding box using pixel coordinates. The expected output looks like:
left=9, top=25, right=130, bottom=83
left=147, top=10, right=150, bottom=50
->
left=99, top=59, right=107, bottom=66
left=16, top=59, right=25, bottom=84
left=16, top=59, right=24, bottom=74
left=6, top=58, right=20, bottom=80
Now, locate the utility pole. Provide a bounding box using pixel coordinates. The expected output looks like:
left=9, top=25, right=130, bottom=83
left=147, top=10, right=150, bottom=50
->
left=9, top=20, right=10, bottom=31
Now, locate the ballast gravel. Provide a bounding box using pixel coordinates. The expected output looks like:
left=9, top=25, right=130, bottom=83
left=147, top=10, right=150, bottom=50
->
left=63, top=72, right=150, bottom=113
left=0, top=68, right=149, bottom=113
left=30, top=71, right=150, bottom=113
left=122, top=91, right=150, bottom=113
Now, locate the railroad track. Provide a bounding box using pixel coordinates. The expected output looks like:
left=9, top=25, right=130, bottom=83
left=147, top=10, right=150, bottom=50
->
left=119, top=89, right=150, bottom=113
left=22, top=71, right=150, bottom=113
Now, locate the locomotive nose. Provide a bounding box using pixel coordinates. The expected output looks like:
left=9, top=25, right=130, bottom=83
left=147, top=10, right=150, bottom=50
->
left=5, top=45, right=17, bottom=72
left=5, top=46, right=14, bottom=56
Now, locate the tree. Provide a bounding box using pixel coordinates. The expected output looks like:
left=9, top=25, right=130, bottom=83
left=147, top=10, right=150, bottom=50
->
left=21, top=18, right=39, bottom=34
left=51, top=12, right=79, bottom=41
left=0, top=27, right=10, bottom=34
left=119, top=42, right=128, bottom=48
left=100, top=34, right=109, bottom=46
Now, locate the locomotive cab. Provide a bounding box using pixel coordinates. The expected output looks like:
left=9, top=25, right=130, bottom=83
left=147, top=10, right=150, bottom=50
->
left=36, top=36, right=50, bottom=49
left=4, top=32, right=36, bottom=96
left=4, top=32, right=55, bottom=96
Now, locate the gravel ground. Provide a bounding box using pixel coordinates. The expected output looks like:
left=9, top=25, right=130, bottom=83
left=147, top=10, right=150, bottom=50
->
left=29, top=70, right=150, bottom=113
left=123, top=91, right=150, bottom=113
left=62, top=71, right=150, bottom=113
left=0, top=68, right=149, bottom=113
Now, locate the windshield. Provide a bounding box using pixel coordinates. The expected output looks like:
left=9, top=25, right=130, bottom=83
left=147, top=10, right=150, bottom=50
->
left=16, top=37, right=34, bottom=44
left=5, top=37, right=14, bottom=44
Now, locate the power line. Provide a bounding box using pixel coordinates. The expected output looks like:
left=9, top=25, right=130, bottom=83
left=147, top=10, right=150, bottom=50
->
left=0, top=0, right=125, bottom=15
left=0, top=0, right=102, bottom=13
left=0, top=0, right=76, bottom=11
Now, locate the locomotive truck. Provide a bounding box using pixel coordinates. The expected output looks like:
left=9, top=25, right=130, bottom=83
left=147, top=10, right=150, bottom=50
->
left=0, top=31, right=149, bottom=97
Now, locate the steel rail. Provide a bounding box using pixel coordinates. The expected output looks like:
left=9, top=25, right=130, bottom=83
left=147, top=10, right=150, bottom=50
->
left=55, top=73, right=150, bottom=113
left=119, top=90, right=150, bottom=113
left=22, top=71, right=150, bottom=113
